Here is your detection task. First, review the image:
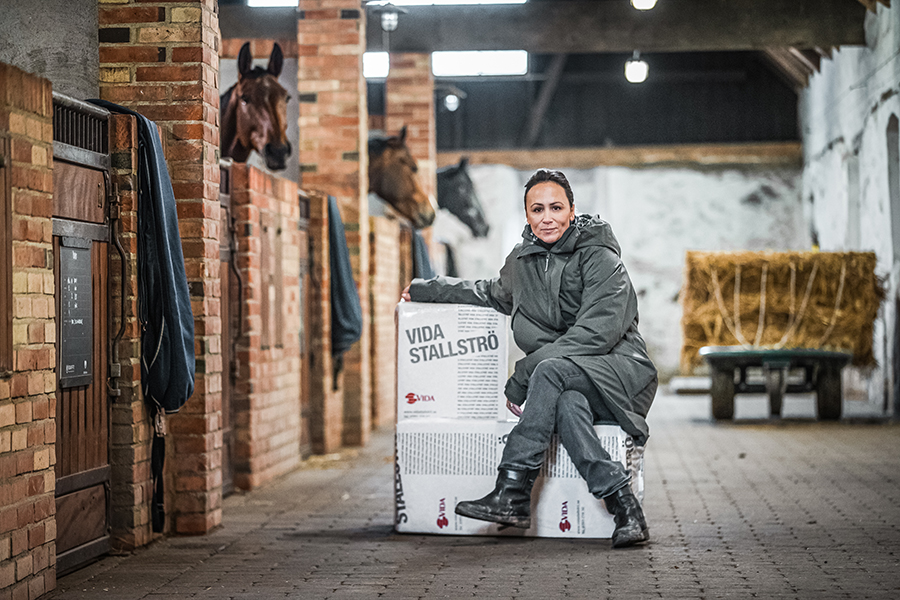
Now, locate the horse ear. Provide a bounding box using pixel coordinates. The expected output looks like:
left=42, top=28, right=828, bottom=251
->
left=458, top=156, right=469, bottom=170
left=267, top=43, right=284, bottom=77
left=398, top=125, right=408, bottom=144
left=238, top=42, right=253, bottom=78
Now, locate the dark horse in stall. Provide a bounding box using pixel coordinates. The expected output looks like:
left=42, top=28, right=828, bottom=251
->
left=368, top=126, right=436, bottom=229
left=220, top=42, right=292, bottom=171
left=436, top=157, right=489, bottom=238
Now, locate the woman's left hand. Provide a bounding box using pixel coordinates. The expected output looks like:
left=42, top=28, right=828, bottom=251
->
left=400, top=285, right=411, bottom=302
left=506, top=399, right=523, bottom=417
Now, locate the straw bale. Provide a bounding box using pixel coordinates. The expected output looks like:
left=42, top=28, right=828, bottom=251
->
left=680, top=251, right=884, bottom=373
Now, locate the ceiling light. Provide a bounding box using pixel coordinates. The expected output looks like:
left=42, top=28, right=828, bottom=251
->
left=631, top=0, right=658, bottom=10
left=625, top=51, right=648, bottom=83
left=364, top=52, right=390, bottom=79
left=432, top=50, right=528, bottom=77
left=444, top=94, right=461, bottom=111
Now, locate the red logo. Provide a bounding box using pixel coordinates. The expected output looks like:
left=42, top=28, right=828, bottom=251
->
left=559, top=501, right=571, bottom=532
left=406, top=392, right=436, bottom=405
left=437, top=498, right=448, bottom=529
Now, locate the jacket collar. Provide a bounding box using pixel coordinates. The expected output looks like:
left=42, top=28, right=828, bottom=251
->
left=518, top=221, right=579, bottom=258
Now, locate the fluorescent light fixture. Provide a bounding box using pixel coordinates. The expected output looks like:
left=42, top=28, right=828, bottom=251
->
left=247, top=0, right=298, bottom=7
left=432, top=51, right=528, bottom=77
left=364, top=52, right=390, bottom=79
left=368, top=1, right=525, bottom=5
left=631, top=0, right=658, bottom=9
left=625, top=53, right=649, bottom=83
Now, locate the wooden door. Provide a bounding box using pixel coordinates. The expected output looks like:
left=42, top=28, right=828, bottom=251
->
left=51, top=94, right=112, bottom=574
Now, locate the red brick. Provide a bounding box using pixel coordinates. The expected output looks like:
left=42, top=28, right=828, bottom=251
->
left=172, top=47, right=203, bottom=63
left=100, top=6, right=164, bottom=24
left=102, top=84, right=169, bottom=104
left=136, top=65, right=202, bottom=83
left=100, top=46, right=164, bottom=64
left=132, top=104, right=203, bottom=122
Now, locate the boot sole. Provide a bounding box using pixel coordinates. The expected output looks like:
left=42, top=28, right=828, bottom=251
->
left=612, top=528, right=650, bottom=549
left=455, top=504, right=531, bottom=529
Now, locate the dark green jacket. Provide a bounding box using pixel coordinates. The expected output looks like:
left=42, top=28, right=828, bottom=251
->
left=409, top=215, right=657, bottom=443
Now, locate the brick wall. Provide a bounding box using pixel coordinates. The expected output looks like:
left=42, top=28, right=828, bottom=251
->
left=306, top=191, right=341, bottom=453
left=297, top=0, right=371, bottom=449
left=230, top=164, right=303, bottom=489
left=99, top=0, right=222, bottom=535
left=107, top=113, right=155, bottom=552
left=369, top=217, right=400, bottom=429
left=386, top=53, right=437, bottom=199
left=0, top=62, right=57, bottom=600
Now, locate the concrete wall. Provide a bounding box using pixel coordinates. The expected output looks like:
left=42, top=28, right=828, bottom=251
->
left=0, top=0, right=99, bottom=100
left=800, top=4, right=900, bottom=417
left=432, top=162, right=807, bottom=381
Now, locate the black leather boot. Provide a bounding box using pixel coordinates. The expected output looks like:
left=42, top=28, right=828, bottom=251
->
left=455, top=468, right=539, bottom=528
left=603, top=486, right=649, bottom=548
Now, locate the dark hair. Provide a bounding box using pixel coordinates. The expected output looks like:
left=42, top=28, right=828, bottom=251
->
left=523, top=169, right=574, bottom=207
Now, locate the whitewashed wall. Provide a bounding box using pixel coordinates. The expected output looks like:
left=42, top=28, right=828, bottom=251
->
left=432, top=163, right=806, bottom=380
left=800, top=4, right=900, bottom=417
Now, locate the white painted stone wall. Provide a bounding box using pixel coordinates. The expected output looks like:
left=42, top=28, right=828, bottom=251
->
left=800, top=4, right=900, bottom=417
left=432, top=163, right=806, bottom=381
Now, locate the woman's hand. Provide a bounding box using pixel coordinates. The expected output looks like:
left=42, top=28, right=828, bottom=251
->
left=506, top=399, right=523, bottom=417
left=400, top=285, right=411, bottom=302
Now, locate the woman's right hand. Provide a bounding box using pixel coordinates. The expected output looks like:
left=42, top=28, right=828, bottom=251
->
left=506, top=399, right=523, bottom=417
left=400, top=285, right=411, bottom=302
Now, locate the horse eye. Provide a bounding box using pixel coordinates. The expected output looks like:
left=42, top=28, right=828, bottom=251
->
left=240, top=94, right=251, bottom=103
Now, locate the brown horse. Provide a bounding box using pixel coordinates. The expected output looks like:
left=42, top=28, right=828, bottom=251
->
left=369, top=126, right=436, bottom=229
left=220, top=42, right=292, bottom=171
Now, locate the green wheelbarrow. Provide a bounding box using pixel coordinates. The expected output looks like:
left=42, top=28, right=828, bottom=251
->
left=699, top=346, right=852, bottom=421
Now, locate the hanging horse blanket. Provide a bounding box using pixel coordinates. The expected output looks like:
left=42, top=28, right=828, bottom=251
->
left=412, top=229, right=436, bottom=279
left=90, top=100, right=195, bottom=532
left=328, top=196, right=363, bottom=379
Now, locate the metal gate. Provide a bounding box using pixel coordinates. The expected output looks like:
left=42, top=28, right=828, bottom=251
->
left=51, top=94, right=113, bottom=574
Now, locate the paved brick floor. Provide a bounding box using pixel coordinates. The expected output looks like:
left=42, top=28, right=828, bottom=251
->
left=53, top=391, right=900, bottom=599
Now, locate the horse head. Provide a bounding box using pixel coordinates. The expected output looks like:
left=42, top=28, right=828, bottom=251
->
left=437, top=157, right=489, bottom=238
left=368, top=126, right=436, bottom=229
left=220, top=42, right=292, bottom=172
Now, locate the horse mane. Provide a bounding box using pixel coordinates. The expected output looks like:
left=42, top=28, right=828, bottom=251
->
left=368, top=130, right=391, bottom=158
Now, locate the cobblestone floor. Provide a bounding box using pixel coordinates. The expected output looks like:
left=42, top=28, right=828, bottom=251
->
left=54, top=391, right=900, bottom=599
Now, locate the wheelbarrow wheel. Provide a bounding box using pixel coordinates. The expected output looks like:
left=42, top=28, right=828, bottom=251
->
left=765, top=368, right=785, bottom=417
left=711, top=367, right=735, bottom=420
left=816, top=365, right=842, bottom=420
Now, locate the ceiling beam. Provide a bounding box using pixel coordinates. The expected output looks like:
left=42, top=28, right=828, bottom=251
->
left=521, top=54, right=567, bottom=148
left=365, top=0, right=866, bottom=53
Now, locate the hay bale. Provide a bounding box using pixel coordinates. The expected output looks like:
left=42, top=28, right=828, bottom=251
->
left=680, top=251, right=884, bottom=373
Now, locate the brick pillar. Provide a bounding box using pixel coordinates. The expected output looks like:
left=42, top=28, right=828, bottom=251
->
left=99, top=0, right=222, bottom=535
left=386, top=53, right=436, bottom=199
left=297, top=0, right=371, bottom=449
left=0, top=62, right=56, bottom=600
left=107, top=113, right=154, bottom=551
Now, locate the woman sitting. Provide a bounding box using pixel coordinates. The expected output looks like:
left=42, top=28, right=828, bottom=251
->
left=402, top=169, right=657, bottom=548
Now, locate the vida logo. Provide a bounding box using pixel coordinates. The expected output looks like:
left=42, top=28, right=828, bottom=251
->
left=559, top=501, right=571, bottom=532
left=406, top=392, right=436, bottom=405
left=437, top=498, right=448, bottom=529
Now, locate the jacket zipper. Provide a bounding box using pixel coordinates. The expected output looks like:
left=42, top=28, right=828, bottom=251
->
left=544, top=252, right=550, bottom=273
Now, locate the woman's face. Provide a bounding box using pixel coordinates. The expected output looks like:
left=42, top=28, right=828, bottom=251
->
left=525, top=182, right=574, bottom=244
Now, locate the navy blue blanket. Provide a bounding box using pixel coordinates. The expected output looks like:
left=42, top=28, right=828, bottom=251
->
left=328, top=196, right=362, bottom=369
left=90, top=100, right=195, bottom=415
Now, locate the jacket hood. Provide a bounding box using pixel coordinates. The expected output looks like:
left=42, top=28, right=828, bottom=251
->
left=520, top=214, right=621, bottom=257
